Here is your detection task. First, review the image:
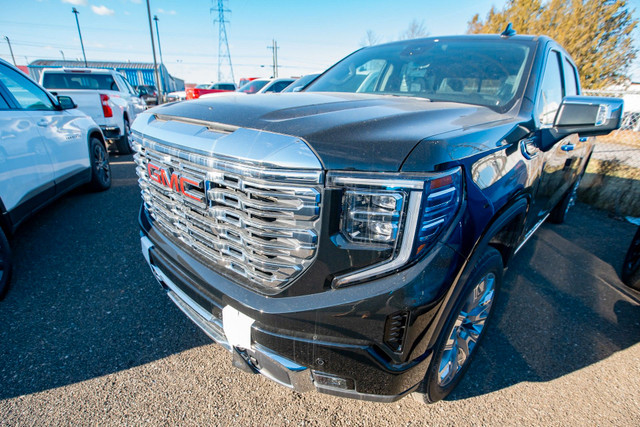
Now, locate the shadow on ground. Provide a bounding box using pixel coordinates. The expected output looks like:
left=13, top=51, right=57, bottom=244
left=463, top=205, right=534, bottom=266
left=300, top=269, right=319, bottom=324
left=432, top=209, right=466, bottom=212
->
left=450, top=204, right=640, bottom=400
left=0, top=155, right=210, bottom=400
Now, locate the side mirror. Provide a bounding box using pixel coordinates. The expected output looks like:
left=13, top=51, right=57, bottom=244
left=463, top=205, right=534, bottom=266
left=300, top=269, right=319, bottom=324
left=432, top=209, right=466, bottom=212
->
left=554, top=96, right=623, bottom=136
left=539, top=96, right=623, bottom=151
left=57, top=95, right=77, bottom=110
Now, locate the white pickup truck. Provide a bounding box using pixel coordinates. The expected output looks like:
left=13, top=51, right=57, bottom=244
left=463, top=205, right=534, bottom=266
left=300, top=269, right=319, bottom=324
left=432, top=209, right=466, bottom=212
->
left=40, top=68, right=147, bottom=154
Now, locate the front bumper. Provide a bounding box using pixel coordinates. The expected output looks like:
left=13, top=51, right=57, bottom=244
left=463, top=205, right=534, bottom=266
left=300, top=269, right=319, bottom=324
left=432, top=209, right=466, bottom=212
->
left=139, top=205, right=461, bottom=401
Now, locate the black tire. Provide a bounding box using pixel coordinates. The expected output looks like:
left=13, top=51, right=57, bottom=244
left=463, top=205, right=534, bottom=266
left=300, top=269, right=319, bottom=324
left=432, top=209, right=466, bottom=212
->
left=422, top=247, right=503, bottom=403
left=0, top=227, right=13, bottom=300
left=88, top=137, right=112, bottom=192
left=549, top=174, right=582, bottom=224
left=115, top=118, right=132, bottom=154
left=622, top=227, right=640, bottom=291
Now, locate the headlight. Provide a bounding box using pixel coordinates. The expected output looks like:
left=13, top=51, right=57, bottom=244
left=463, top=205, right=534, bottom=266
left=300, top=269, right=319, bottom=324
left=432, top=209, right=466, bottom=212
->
left=328, top=167, right=462, bottom=287
left=340, top=190, right=404, bottom=245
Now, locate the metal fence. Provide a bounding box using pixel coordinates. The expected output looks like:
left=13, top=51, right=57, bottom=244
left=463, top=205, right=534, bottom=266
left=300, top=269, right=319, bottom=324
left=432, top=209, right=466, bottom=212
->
left=579, top=89, right=640, bottom=217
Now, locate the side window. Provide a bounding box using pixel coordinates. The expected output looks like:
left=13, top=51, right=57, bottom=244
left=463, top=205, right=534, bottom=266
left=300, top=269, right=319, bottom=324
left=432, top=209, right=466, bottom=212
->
left=114, top=75, right=127, bottom=93
left=122, top=77, right=136, bottom=95
left=0, top=65, right=55, bottom=111
left=536, top=51, right=564, bottom=126
left=564, top=59, right=579, bottom=96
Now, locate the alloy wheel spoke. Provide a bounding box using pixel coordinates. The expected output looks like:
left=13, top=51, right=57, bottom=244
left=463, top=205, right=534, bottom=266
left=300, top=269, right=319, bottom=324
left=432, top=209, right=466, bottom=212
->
left=438, top=272, right=496, bottom=387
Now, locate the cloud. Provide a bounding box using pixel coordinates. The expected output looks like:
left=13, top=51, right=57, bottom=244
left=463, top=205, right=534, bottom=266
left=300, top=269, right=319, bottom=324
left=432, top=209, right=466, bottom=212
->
left=91, top=5, right=115, bottom=15
left=62, top=0, right=87, bottom=5
left=157, top=8, right=177, bottom=15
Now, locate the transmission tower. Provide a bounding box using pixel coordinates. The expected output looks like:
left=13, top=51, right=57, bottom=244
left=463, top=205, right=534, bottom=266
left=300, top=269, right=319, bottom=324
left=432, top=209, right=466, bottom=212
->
left=212, top=0, right=235, bottom=83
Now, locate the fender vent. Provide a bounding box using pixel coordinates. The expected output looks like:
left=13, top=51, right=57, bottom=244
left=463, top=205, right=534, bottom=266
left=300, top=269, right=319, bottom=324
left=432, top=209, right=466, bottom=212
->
left=384, top=311, right=409, bottom=352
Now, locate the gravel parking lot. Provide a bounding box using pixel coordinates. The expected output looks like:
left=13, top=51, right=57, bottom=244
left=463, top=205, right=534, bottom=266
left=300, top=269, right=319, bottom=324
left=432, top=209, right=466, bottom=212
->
left=1, top=154, right=639, bottom=426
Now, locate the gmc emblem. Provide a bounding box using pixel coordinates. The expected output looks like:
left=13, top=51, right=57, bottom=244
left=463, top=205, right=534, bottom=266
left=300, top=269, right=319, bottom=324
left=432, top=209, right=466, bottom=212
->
left=147, top=162, right=203, bottom=202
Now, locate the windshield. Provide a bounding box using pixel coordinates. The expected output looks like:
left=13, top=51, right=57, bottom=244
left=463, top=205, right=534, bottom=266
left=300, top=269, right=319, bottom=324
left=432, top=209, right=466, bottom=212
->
left=42, top=72, right=117, bottom=91
left=307, top=38, right=533, bottom=110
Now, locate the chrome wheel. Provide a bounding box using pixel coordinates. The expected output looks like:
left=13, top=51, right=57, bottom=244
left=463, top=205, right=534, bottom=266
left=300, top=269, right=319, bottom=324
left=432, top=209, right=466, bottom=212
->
left=437, top=272, right=496, bottom=387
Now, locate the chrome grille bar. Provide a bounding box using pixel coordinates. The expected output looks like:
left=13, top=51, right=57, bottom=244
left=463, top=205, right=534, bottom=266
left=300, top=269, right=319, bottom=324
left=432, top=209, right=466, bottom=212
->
left=133, top=128, right=323, bottom=294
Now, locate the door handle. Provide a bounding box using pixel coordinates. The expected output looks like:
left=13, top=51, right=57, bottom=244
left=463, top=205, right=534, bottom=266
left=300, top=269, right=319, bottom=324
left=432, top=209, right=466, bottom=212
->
left=37, top=119, right=49, bottom=127
left=561, top=143, right=574, bottom=152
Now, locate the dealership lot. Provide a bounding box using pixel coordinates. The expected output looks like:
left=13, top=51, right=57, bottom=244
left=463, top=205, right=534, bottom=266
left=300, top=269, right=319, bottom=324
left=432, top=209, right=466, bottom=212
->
left=0, top=155, right=639, bottom=426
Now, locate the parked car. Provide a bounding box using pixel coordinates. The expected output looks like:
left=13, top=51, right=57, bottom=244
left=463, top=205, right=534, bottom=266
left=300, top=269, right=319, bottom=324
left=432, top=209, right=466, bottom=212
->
left=166, top=90, right=186, bottom=103
left=201, top=78, right=296, bottom=99
left=132, top=31, right=622, bottom=402
left=622, top=227, right=640, bottom=290
left=186, top=82, right=237, bottom=100
left=257, top=78, right=295, bottom=93
left=40, top=68, right=146, bottom=154
left=235, top=78, right=270, bottom=94
left=282, top=74, right=321, bottom=92
left=0, top=59, right=111, bottom=299
left=136, top=84, right=158, bottom=105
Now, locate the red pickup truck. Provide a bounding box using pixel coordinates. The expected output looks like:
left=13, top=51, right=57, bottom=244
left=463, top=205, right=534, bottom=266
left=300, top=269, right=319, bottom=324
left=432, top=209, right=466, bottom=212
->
left=185, top=82, right=236, bottom=100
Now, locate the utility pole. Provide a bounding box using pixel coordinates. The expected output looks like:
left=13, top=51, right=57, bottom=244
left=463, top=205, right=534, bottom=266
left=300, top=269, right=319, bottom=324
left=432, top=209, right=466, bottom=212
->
left=212, top=0, right=235, bottom=83
left=72, top=7, right=88, bottom=67
left=267, top=39, right=279, bottom=78
left=3, top=36, right=16, bottom=66
left=145, top=0, right=163, bottom=104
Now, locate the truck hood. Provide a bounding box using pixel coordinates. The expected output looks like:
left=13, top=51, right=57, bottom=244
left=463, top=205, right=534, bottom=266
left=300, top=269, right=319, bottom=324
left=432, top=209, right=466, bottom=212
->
left=150, top=93, right=507, bottom=171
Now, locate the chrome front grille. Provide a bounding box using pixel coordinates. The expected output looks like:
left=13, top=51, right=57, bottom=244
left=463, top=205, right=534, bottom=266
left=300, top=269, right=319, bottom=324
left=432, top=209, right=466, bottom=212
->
left=133, top=128, right=323, bottom=294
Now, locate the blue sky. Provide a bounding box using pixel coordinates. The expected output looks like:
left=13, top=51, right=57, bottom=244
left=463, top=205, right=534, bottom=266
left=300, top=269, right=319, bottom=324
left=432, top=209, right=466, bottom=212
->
left=2, top=0, right=640, bottom=85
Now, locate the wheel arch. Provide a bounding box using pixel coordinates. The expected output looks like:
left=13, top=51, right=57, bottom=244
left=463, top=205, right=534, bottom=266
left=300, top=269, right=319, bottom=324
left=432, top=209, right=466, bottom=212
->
left=88, top=127, right=107, bottom=150
left=423, top=194, right=530, bottom=351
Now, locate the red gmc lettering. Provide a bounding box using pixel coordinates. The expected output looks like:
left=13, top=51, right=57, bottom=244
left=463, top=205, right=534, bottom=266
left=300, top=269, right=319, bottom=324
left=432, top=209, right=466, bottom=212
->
left=180, top=177, right=202, bottom=202
left=147, top=162, right=202, bottom=202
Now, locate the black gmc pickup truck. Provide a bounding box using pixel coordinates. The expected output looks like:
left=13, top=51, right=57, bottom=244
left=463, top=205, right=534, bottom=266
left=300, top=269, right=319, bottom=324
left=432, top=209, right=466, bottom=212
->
left=132, top=33, right=622, bottom=402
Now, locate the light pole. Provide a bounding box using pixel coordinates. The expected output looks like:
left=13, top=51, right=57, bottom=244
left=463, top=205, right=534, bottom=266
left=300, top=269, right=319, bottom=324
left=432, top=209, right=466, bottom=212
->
left=60, top=50, right=66, bottom=61
left=72, top=7, right=88, bottom=67
left=145, top=0, right=163, bottom=104
left=153, top=14, right=165, bottom=102
left=153, top=15, right=164, bottom=66
left=3, top=36, right=16, bottom=66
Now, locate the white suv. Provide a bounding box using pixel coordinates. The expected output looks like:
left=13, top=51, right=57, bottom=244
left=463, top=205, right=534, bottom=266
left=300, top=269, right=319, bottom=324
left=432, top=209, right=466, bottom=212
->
left=40, top=68, right=147, bottom=154
left=0, top=59, right=111, bottom=298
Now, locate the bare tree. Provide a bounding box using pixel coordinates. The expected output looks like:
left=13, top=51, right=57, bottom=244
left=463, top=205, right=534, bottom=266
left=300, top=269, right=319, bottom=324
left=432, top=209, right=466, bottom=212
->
left=399, top=19, right=429, bottom=40
left=361, top=30, right=381, bottom=47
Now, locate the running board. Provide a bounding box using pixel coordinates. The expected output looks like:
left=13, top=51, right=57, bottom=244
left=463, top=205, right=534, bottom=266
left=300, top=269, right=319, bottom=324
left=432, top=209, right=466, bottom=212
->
left=514, top=213, right=550, bottom=255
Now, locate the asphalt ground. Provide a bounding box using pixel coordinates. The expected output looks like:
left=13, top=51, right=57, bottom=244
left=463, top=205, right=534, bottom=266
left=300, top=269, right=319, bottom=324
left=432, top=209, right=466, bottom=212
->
left=1, top=154, right=639, bottom=426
